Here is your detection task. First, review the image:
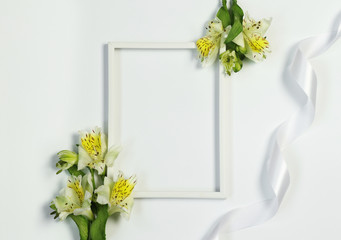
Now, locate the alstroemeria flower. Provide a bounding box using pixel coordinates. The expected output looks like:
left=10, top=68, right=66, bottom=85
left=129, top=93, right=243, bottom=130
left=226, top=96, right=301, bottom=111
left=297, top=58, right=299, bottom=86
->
left=233, top=12, right=272, bottom=62
left=78, top=127, right=121, bottom=174
left=220, top=50, right=242, bottom=75
left=196, top=18, right=231, bottom=66
left=95, top=171, right=137, bottom=218
left=56, top=150, right=78, bottom=173
left=53, top=173, right=94, bottom=221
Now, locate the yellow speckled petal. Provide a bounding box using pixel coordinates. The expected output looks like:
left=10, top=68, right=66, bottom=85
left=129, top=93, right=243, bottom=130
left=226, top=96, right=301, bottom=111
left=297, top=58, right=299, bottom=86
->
left=53, top=174, right=94, bottom=221
left=243, top=12, right=272, bottom=36
left=109, top=172, right=136, bottom=211
left=205, top=18, right=224, bottom=37
left=244, top=33, right=269, bottom=53
left=67, top=176, right=85, bottom=204
left=196, top=36, right=219, bottom=66
left=80, top=128, right=103, bottom=160
left=197, top=37, right=215, bottom=58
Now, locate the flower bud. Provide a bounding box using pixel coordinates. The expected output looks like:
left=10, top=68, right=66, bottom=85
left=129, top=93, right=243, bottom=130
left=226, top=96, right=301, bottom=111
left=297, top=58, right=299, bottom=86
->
left=56, top=150, right=78, bottom=173
left=220, top=50, right=241, bottom=75
left=236, top=46, right=247, bottom=54
left=233, top=60, right=243, bottom=73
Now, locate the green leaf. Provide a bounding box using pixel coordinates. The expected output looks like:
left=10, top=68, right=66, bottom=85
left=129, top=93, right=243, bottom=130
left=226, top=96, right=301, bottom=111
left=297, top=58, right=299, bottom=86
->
left=230, top=0, right=244, bottom=23
left=70, top=215, right=89, bottom=240
left=49, top=202, right=59, bottom=219
left=90, top=204, right=109, bottom=240
left=225, top=20, right=243, bottom=43
left=222, top=0, right=227, bottom=9
left=225, top=42, right=238, bottom=50
left=90, top=168, right=96, bottom=189
left=50, top=203, right=57, bottom=211
left=236, top=51, right=245, bottom=60
left=68, top=165, right=85, bottom=177
left=217, top=7, right=231, bottom=28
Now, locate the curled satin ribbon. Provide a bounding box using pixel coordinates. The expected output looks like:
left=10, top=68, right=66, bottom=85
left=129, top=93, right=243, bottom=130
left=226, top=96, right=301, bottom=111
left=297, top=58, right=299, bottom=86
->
left=204, top=11, right=341, bottom=240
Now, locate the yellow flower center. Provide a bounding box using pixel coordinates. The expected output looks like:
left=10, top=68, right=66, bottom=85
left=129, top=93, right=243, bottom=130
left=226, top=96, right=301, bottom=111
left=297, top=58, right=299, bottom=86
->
left=110, top=175, right=136, bottom=207
left=81, top=131, right=102, bottom=160
left=244, top=33, right=269, bottom=53
left=196, top=37, right=216, bottom=57
left=68, top=179, right=84, bottom=204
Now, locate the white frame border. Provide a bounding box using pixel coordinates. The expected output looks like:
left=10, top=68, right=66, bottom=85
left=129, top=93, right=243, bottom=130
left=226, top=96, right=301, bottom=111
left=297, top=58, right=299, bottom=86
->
left=108, top=42, right=230, bottom=199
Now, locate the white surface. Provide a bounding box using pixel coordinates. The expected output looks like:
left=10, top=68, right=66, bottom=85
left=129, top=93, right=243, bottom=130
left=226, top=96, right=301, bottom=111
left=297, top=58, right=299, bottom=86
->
left=0, top=0, right=340, bottom=239
left=107, top=42, right=229, bottom=198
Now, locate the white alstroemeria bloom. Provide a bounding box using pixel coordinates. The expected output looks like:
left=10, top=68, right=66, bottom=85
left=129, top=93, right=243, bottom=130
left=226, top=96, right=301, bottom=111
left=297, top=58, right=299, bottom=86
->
left=78, top=127, right=121, bottom=174
left=95, top=172, right=137, bottom=218
left=196, top=18, right=231, bottom=67
left=53, top=173, right=94, bottom=221
left=233, top=12, right=272, bottom=62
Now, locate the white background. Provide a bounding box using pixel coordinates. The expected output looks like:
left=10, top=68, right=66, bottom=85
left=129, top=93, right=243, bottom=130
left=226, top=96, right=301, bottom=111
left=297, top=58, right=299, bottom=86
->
left=1, top=0, right=341, bottom=239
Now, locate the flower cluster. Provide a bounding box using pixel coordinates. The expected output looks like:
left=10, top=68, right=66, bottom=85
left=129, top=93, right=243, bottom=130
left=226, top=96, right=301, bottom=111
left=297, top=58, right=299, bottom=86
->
left=50, top=127, right=136, bottom=240
left=196, top=0, right=271, bottom=75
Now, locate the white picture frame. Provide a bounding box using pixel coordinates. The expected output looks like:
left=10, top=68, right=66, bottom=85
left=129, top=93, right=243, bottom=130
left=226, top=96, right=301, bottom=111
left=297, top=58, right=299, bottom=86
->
left=108, top=42, right=230, bottom=199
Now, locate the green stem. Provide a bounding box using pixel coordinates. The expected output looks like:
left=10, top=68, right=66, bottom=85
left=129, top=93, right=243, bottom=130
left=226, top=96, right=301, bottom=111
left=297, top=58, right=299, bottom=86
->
left=222, top=0, right=227, bottom=8
left=90, top=168, right=96, bottom=188
left=90, top=204, right=109, bottom=240
left=102, top=166, right=107, bottom=177
left=70, top=215, right=89, bottom=240
left=99, top=166, right=107, bottom=183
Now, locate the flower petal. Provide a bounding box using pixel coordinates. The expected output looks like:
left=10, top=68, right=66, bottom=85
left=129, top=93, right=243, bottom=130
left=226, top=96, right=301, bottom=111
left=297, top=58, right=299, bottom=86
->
left=244, top=41, right=264, bottom=62
left=93, top=162, right=106, bottom=175
left=206, top=18, right=224, bottom=37
left=196, top=36, right=220, bottom=67
left=243, top=12, right=272, bottom=36
left=100, top=131, right=107, bottom=157
left=53, top=194, right=74, bottom=221
left=243, top=33, right=270, bottom=62
left=78, top=146, right=92, bottom=171
left=258, top=17, right=272, bottom=36
left=95, top=186, right=110, bottom=205
left=53, top=195, right=68, bottom=212
left=232, top=32, right=245, bottom=47
left=107, top=196, right=134, bottom=218
left=65, top=184, right=82, bottom=207
left=81, top=173, right=93, bottom=194
left=73, top=206, right=94, bottom=220
left=95, top=176, right=114, bottom=205
left=79, top=126, right=104, bottom=161
left=58, top=212, right=72, bottom=221
left=119, top=196, right=134, bottom=219
left=104, top=145, right=121, bottom=167
left=108, top=204, right=122, bottom=216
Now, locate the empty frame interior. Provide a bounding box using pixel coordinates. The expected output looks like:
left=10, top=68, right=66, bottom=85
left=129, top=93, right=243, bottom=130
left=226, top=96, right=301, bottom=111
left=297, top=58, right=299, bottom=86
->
left=108, top=42, right=229, bottom=199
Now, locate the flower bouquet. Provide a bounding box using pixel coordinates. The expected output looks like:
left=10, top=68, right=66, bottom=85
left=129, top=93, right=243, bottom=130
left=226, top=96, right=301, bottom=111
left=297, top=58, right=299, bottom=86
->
left=50, top=127, right=136, bottom=240
left=196, top=0, right=271, bottom=75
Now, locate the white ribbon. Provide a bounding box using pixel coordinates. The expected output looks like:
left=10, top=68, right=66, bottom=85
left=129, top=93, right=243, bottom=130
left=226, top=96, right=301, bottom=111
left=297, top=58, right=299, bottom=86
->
left=204, top=11, right=341, bottom=240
